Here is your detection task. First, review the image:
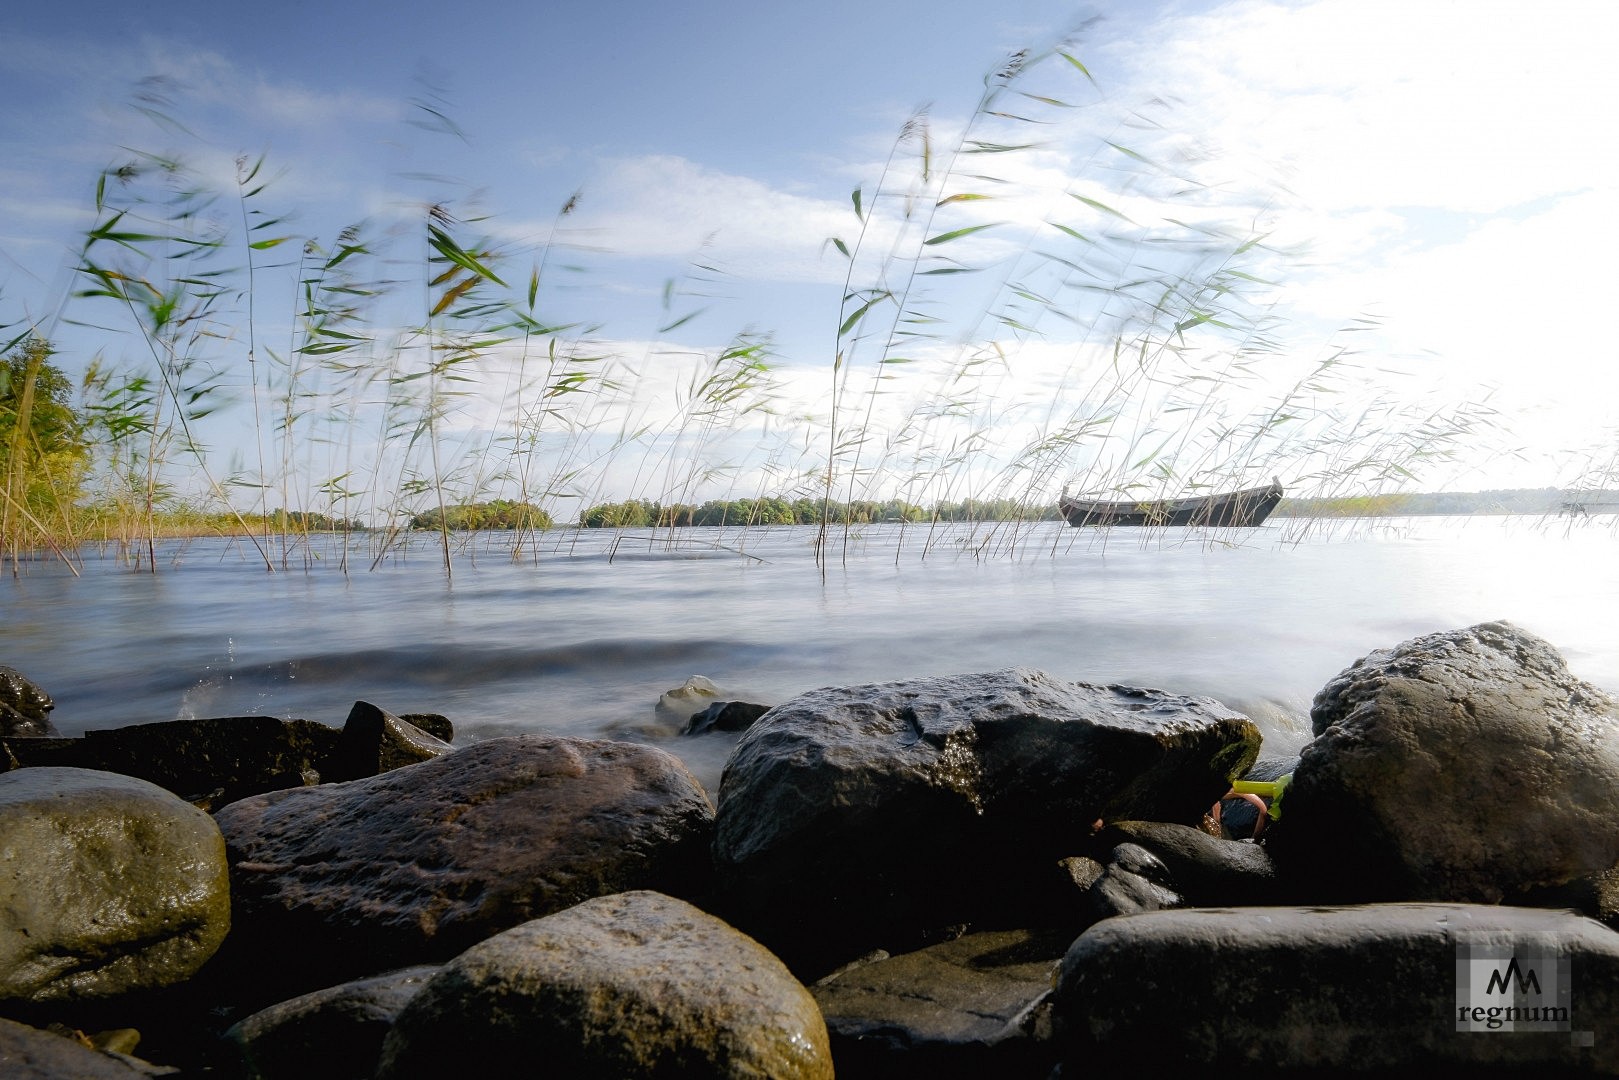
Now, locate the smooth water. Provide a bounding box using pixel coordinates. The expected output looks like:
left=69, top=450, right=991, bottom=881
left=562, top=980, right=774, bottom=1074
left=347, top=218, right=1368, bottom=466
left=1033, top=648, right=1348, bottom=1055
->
left=3, top=518, right=1615, bottom=793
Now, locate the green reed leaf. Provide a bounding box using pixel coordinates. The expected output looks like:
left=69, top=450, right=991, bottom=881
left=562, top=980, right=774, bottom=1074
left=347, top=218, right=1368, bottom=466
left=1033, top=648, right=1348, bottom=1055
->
left=923, top=223, right=999, bottom=246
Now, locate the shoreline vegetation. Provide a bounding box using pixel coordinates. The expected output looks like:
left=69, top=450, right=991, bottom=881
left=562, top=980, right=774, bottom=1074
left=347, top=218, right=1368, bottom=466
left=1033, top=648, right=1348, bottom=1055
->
left=20, top=485, right=1619, bottom=549
left=4, top=39, right=1616, bottom=576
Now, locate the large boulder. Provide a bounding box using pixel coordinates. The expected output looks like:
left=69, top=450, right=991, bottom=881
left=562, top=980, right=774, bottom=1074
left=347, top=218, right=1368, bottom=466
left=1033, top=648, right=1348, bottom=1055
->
left=1268, top=621, right=1619, bottom=903
left=1054, top=903, right=1619, bottom=1073
left=712, top=668, right=1258, bottom=973
left=0, top=665, right=56, bottom=737
left=811, top=928, right=1066, bottom=1079
left=0, top=768, right=230, bottom=1004
left=214, top=735, right=715, bottom=994
left=375, top=891, right=833, bottom=1080
left=225, top=966, right=439, bottom=1080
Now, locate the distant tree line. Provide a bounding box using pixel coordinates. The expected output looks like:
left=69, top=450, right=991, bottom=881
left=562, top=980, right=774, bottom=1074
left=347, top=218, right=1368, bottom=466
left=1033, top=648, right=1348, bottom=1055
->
left=577, top=496, right=1063, bottom=528
left=262, top=509, right=364, bottom=532
left=409, top=500, right=554, bottom=531
left=1274, top=488, right=1619, bottom=518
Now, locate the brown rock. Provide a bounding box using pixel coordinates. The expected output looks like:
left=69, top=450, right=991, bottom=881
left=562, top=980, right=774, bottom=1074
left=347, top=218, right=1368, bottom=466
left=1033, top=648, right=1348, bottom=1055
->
left=1269, top=621, right=1619, bottom=903
left=375, top=891, right=832, bottom=1080
left=214, top=736, right=715, bottom=993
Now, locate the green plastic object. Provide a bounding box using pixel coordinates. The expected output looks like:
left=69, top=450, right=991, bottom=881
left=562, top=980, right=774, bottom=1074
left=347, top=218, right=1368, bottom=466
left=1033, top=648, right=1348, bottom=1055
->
left=1229, top=773, right=1293, bottom=822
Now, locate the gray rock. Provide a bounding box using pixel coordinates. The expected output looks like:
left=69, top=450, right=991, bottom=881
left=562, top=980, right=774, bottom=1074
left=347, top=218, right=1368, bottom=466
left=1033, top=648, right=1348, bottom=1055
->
left=812, top=928, right=1067, bottom=1079
left=214, top=735, right=715, bottom=993
left=713, top=668, right=1258, bottom=973
left=225, top=966, right=438, bottom=1080
left=0, top=1016, right=165, bottom=1078
left=1080, top=842, right=1185, bottom=925
left=1268, top=621, right=1619, bottom=903
left=397, top=713, right=453, bottom=743
left=1054, top=903, right=1619, bottom=1073
left=375, top=891, right=833, bottom=1080
left=0, top=768, right=230, bottom=1003
left=684, top=700, right=772, bottom=736
left=328, top=701, right=451, bottom=781
left=0, top=665, right=55, bottom=737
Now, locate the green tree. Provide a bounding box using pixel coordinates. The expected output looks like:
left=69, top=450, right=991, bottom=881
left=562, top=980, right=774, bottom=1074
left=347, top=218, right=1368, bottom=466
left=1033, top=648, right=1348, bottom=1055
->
left=1, top=336, right=90, bottom=550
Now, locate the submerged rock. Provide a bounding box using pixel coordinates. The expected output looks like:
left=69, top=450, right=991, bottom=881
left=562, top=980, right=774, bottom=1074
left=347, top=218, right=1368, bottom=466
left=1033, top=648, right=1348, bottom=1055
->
left=0, top=664, right=57, bottom=737
left=683, top=700, right=772, bottom=736
left=712, top=667, right=1259, bottom=975
left=375, top=891, right=833, bottom=1080
left=215, top=735, right=715, bottom=994
left=1269, top=621, right=1619, bottom=904
left=0, top=768, right=230, bottom=1004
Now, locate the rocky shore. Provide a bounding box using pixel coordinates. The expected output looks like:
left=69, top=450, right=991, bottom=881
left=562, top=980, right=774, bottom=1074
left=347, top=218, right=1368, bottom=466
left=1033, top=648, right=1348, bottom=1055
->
left=3, top=619, right=1619, bottom=1076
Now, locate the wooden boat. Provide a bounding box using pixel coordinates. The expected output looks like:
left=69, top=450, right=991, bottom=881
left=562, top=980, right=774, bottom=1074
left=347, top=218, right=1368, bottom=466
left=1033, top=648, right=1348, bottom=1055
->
left=1059, top=479, right=1284, bottom=528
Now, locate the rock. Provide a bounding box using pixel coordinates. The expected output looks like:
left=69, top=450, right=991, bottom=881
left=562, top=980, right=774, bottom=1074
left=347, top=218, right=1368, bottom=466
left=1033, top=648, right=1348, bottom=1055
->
left=655, top=675, right=720, bottom=728
left=214, top=735, right=716, bottom=995
left=375, top=891, right=833, bottom=1080
left=1102, top=821, right=1277, bottom=900
left=0, top=768, right=230, bottom=1004
left=1268, top=621, right=1619, bottom=904
left=2, top=710, right=452, bottom=809
left=1080, top=842, right=1186, bottom=925
left=2, top=717, right=343, bottom=808
left=397, top=713, right=453, bottom=743
left=712, top=668, right=1258, bottom=974
left=683, top=700, right=772, bottom=736
left=0, top=1016, right=169, bottom=1078
left=1054, top=903, right=1619, bottom=1073
left=812, top=928, right=1066, bottom=1079
left=328, top=701, right=452, bottom=781
left=0, top=665, right=56, bottom=737
left=225, top=966, right=438, bottom=1080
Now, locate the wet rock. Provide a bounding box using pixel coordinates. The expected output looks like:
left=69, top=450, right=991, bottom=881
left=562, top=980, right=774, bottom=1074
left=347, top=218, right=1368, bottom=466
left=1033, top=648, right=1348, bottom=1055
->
left=214, top=735, right=715, bottom=995
left=683, top=700, right=772, bottom=735
left=2, top=717, right=342, bottom=808
left=1080, top=842, right=1185, bottom=924
left=397, top=713, right=453, bottom=743
left=812, top=928, right=1066, bottom=1079
left=328, top=701, right=452, bottom=781
left=1054, top=903, right=1619, bottom=1073
left=655, top=674, right=720, bottom=728
left=713, top=668, right=1258, bottom=974
left=225, top=966, right=438, bottom=1080
left=0, top=1016, right=168, bottom=1078
left=1268, top=621, right=1619, bottom=904
left=2, top=710, right=451, bottom=809
left=0, top=665, right=56, bottom=737
left=0, top=768, right=230, bottom=1004
left=375, top=891, right=833, bottom=1080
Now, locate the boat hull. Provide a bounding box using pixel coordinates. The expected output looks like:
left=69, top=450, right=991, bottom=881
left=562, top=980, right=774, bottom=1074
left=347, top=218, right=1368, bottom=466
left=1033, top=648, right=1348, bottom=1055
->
left=1059, top=482, right=1284, bottom=528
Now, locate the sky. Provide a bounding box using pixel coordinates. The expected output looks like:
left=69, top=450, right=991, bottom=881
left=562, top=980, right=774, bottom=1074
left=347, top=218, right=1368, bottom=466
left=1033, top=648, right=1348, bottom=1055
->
left=3, top=0, right=1616, bottom=518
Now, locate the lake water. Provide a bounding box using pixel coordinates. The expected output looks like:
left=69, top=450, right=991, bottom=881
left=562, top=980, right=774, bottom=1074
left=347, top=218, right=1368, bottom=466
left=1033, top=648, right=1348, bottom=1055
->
left=3, top=516, right=1615, bottom=794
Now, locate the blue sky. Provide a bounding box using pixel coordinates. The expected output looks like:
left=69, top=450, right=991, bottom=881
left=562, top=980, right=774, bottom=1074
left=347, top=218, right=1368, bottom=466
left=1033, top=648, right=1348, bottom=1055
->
left=3, top=0, right=1616, bottom=516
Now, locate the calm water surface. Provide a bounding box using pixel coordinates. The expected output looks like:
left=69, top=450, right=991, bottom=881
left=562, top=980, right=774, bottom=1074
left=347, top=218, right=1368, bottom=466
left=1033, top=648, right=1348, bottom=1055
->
left=4, top=517, right=1615, bottom=792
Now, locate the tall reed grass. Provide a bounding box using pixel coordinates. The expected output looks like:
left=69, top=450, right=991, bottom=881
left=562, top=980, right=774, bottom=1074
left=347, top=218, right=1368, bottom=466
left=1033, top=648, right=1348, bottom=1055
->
left=0, top=37, right=1541, bottom=575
